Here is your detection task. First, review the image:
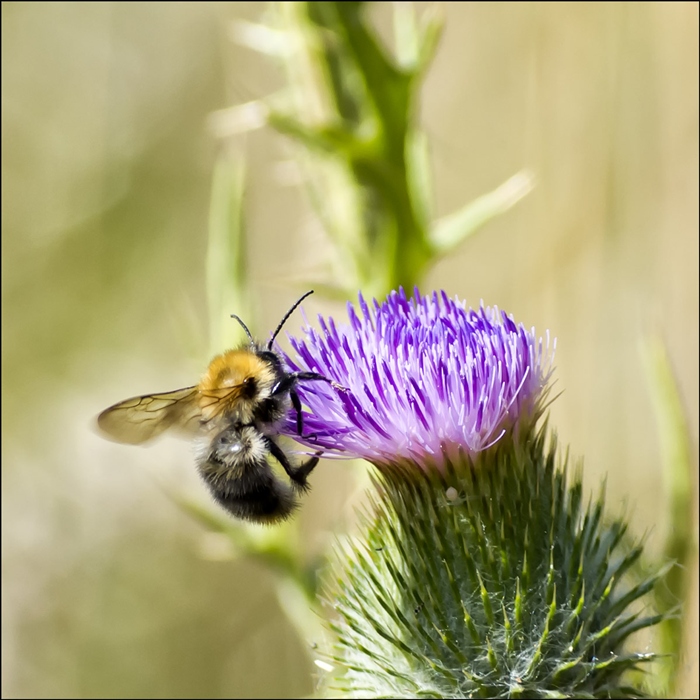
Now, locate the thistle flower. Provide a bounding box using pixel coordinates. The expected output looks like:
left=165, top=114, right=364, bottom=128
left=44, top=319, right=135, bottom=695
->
left=283, top=287, right=553, bottom=470
left=279, top=288, right=665, bottom=699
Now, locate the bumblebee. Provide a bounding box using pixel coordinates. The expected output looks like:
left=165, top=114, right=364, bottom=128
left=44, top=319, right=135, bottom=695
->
left=97, top=291, right=340, bottom=523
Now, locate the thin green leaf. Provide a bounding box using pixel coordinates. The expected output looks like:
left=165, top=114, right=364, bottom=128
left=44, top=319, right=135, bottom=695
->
left=206, top=156, right=249, bottom=355
left=392, top=1, right=419, bottom=70
left=267, top=111, right=361, bottom=156
left=415, top=5, right=444, bottom=76
left=406, top=128, right=434, bottom=229
left=641, top=333, right=697, bottom=697
left=430, top=170, right=535, bottom=255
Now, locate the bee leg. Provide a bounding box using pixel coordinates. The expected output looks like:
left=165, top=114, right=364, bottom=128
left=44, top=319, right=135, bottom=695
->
left=288, top=389, right=319, bottom=440
left=274, top=372, right=347, bottom=398
left=290, top=388, right=304, bottom=436
left=294, top=451, right=323, bottom=486
left=265, top=437, right=321, bottom=491
left=291, top=371, right=348, bottom=394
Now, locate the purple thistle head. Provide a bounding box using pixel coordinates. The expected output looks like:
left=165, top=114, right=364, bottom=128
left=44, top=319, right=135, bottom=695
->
left=282, top=288, right=554, bottom=471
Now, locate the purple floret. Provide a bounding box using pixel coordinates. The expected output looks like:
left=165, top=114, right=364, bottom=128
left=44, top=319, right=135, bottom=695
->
left=281, top=288, right=554, bottom=470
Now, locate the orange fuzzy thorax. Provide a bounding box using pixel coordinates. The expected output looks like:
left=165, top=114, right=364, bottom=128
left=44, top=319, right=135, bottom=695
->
left=198, top=349, right=278, bottom=423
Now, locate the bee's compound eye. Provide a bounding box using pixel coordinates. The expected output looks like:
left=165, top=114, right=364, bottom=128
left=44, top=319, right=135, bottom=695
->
left=241, top=376, right=258, bottom=398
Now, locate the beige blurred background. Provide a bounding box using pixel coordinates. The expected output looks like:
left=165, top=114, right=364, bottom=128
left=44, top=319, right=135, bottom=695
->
left=2, top=2, right=697, bottom=698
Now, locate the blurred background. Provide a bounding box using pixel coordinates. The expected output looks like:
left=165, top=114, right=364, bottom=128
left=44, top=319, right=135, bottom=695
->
left=2, top=2, right=697, bottom=698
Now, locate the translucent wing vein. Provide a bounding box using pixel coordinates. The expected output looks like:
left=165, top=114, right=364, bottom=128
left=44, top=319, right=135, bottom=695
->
left=97, top=386, right=201, bottom=445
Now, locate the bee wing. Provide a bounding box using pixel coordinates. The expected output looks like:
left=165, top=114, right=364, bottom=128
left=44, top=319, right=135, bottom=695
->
left=97, top=386, right=202, bottom=445
left=197, top=384, right=245, bottom=419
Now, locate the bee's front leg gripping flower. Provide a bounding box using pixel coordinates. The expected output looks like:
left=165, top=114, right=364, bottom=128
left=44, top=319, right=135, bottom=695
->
left=281, top=288, right=666, bottom=699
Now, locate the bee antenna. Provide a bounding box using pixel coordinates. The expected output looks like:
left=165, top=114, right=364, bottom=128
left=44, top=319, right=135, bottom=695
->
left=267, top=290, right=314, bottom=350
left=230, top=314, right=255, bottom=345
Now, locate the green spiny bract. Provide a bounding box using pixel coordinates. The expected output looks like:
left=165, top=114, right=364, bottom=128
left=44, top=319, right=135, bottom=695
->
left=323, top=426, right=664, bottom=698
